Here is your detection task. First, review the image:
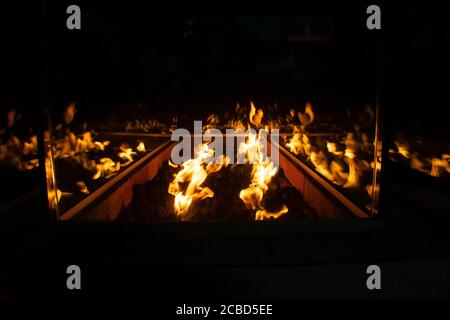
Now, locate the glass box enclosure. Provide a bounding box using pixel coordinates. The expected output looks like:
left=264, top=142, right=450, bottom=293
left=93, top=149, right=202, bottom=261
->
left=43, top=11, right=382, bottom=222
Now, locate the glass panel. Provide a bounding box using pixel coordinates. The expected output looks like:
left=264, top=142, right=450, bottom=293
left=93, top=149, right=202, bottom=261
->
left=43, top=13, right=382, bottom=221
left=0, top=3, right=43, bottom=221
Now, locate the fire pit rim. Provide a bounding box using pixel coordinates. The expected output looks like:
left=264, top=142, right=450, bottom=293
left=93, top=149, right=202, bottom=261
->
left=59, top=139, right=173, bottom=221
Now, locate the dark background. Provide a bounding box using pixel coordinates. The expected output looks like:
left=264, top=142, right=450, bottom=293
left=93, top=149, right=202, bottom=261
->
left=45, top=2, right=380, bottom=129
left=2, top=4, right=449, bottom=135
left=0, top=1, right=44, bottom=138
left=1, top=1, right=450, bottom=300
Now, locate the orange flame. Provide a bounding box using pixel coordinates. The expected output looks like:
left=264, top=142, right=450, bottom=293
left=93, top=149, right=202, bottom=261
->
left=327, top=142, right=344, bottom=157
left=310, top=151, right=336, bottom=182
left=395, top=141, right=411, bottom=159
left=168, top=143, right=230, bottom=216
left=393, top=139, right=449, bottom=178
left=76, top=132, right=110, bottom=153
left=1, top=109, right=39, bottom=170
left=249, top=101, right=264, bottom=128
left=431, top=156, right=449, bottom=177
left=0, top=135, right=39, bottom=171
left=76, top=181, right=90, bottom=195
left=92, top=158, right=121, bottom=180
left=255, top=205, right=289, bottom=221
left=46, top=150, right=72, bottom=210
left=286, top=132, right=304, bottom=156
left=238, top=107, right=288, bottom=220
left=298, top=102, right=314, bottom=128
left=118, top=144, right=136, bottom=167
left=137, top=141, right=146, bottom=152
left=286, top=105, right=374, bottom=190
